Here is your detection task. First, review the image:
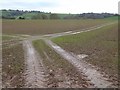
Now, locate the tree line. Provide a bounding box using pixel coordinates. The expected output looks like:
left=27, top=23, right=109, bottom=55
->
left=0, top=9, right=118, bottom=20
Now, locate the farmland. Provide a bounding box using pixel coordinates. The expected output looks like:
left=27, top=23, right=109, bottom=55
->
left=2, top=43, right=25, bottom=87
left=32, top=40, right=92, bottom=88
left=2, top=35, right=26, bottom=88
left=52, top=23, right=118, bottom=86
left=2, top=17, right=118, bottom=88
left=2, top=18, right=116, bottom=35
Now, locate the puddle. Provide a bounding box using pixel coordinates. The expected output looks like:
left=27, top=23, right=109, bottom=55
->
left=71, top=32, right=81, bottom=35
left=77, top=54, right=88, bottom=59
left=64, top=31, right=73, bottom=34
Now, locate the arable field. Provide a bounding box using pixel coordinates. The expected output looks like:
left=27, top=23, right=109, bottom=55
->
left=2, top=44, right=25, bottom=87
left=2, top=19, right=116, bottom=35
left=2, top=35, right=25, bottom=87
left=52, top=23, right=118, bottom=86
left=33, top=40, right=92, bottom=88
left=2, top=18, right=118, bottom=88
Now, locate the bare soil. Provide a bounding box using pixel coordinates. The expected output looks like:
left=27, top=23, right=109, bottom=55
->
left=3, top=19, right=112, bottom=35
left=33, top=40, right=94, bottom=88
left=2, top=21, right=118, bottom=88
left=2, top=43, right=25, bottom=88
left=23, top=40, right=49, bottom=88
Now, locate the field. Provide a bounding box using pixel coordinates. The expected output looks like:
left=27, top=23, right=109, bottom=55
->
left=33, top=40, right=92, bottom=87
left=2, top=43, right=25, bottom=87
left=52, top=23, right=118, bottom=85
left=2, top=18, right=118, bottom=88
left=2, top=35, right=25, bottom=87
left=21, top=12, right=74, bottom=19
left=2, top=19, right=115, bottom=35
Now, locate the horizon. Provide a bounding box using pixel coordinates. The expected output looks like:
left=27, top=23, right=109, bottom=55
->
left=1, top=9, right=118, bottom=14
left=0, top=0, right=119, bottom=14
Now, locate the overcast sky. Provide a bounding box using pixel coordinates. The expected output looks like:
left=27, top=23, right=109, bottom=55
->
left=0, top=0, right=119, bottom=14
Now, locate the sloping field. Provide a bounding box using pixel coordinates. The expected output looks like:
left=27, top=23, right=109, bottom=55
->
left=2, top=19, right=115, bottom=35
left=52, top=23, right=118, bottom=86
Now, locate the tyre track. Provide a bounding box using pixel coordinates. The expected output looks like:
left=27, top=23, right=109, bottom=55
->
left=44, top=39, right=115, bottom=88
left=43, top=22, right=117, bottom=88
left=23, top=40, right=47, bottom=88
left=22, top=22, right=117, bottom=88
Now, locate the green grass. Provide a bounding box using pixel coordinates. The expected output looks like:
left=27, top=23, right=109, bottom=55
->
left=2, top=34, right=28, bottom=42
left=22, top=13, right=76, bottom=19
left=52, top=23, right=118, bottom=84
left=105, top=16, right=118, bottom=20
left=2, top=35, right=14, bottom=40
left=2, top=19, right=116, bottom=35
left=22, top=12, right=37, bottom=19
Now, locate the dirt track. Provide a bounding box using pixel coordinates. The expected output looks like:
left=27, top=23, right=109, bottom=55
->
left=23, top=40, right=47, bottom=88
left=44, top=39, right=114, bottom=88
left=2, top=22, right=117, bottom=88
left=23, top=22, right=117, bottom=88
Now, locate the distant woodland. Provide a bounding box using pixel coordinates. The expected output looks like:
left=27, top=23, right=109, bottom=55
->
left=0, top=9, right=118, bottom=19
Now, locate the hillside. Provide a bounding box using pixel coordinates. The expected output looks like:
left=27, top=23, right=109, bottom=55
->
left=0, top=9, right=118, bottom=20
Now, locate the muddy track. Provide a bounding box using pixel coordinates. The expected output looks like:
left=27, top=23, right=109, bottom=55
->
left=23, top=40, right=48, bottom=88
left=44, top=39, right=115, bottom=88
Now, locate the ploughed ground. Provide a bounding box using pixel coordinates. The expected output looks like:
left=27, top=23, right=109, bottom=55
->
left=2, top=22, right=118, bottom=88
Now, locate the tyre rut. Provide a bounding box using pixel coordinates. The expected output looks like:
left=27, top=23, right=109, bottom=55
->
left=23, top=40, right=47, bottom=88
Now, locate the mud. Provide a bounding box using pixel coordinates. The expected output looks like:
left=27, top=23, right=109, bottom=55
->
left=23, top=40, right=47, bottom=88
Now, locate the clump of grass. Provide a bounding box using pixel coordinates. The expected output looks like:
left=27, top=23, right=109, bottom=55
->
left=2, top=35, right=14, bottom=41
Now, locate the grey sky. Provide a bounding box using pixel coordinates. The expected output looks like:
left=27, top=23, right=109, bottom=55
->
left=0, top=0, right=119, bottom=14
